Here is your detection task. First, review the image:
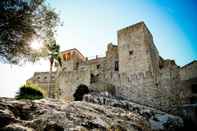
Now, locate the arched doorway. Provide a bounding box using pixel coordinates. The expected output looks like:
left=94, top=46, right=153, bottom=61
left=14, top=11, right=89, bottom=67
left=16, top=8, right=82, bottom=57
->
left=73, top=84, right=89, bottom=101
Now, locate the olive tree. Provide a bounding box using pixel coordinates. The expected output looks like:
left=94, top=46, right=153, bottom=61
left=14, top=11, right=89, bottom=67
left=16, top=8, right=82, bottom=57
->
left=0, top=0, right=60, bottom=64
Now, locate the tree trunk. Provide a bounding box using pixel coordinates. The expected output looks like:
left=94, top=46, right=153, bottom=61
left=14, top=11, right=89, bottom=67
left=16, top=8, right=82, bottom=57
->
left=48, top=62, right=53, bottom=98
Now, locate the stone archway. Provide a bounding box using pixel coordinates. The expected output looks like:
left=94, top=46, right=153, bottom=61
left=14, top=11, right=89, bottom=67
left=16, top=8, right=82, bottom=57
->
left=73, top=84, right=89, bottom=101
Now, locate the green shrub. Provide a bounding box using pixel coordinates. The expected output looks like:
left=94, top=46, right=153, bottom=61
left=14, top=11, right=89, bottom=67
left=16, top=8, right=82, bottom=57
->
left=16, top=83, right=44, bottom=100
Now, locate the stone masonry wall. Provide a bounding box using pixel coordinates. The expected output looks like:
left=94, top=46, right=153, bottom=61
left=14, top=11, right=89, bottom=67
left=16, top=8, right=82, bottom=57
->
left=26, top=72, right=57, bottom=97
left=157, top=60, right=191, bottom=113
left=180, top=61, right=197, bottom=81
left=28, top=22, right=194, bottom=115
left=56, top=42, right=121, bottom=99
left=117, top=22, right=159, bottom=108
left=117, top=22, right=190, bottom=112
left=56, top=69, right=90, bottom=100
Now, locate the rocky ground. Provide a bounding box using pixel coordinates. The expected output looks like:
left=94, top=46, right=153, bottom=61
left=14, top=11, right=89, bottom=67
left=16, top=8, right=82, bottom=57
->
left=0, top=96, right=183, bottom=131
left=0, top=97, right=150, bottom=131
left=84, top=93, right=184, bottom=131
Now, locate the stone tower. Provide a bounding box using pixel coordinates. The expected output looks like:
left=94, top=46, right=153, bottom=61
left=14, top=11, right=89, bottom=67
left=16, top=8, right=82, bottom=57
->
left=118, top=22, right=160, bottom=107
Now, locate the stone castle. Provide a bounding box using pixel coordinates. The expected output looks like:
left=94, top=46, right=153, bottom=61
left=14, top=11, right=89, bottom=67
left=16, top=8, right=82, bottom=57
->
left=27, top=22, right=197, bottom=113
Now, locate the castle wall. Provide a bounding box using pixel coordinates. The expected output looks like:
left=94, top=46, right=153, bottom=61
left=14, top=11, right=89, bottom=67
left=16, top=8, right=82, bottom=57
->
left=118, top=22, right=151, bottom=74
left=103, top=43, right=120, bottom=89
left=82, top=57, right=106, bottom=76
left=28, top=22, right=196, bottom=115
left=56, top=70, right=90, bottom=101
left=117, top=22, right=190, bottom=112
left=179, top=61, right=197, bottom=104
left=62, top=60, right=75, bottom=71
left=117, top=22, right=159, bottom=108
left=180, top=61, right=197, bottom=81
left=143, top=26, right=160, bottom=84
left=157, top=60, right=191, bottom=113
left=26, top=72, right=57, bottom=97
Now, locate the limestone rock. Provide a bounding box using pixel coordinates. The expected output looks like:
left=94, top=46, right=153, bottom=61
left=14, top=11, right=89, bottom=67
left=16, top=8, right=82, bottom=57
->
left=0, top=97, right=150, bottom=131
left=84, top=93, right=184, bottom=131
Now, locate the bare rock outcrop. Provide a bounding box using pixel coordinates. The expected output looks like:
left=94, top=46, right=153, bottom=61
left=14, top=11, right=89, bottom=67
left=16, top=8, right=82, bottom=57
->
left=84, top=93, right=184, bottom=131
left=0, top=97, right=150, bottom=131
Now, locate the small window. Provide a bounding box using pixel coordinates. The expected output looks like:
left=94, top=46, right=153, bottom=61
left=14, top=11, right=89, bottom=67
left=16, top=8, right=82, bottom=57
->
left=96, top=64, right=100, bottom=69
left=115, top=61, right=119, bottom=71
left=129, top=50, right=133, bottom=55
left=37, top=76, right=40, bottom=80
left=44, top=76, right=47, bottom=79
left=155, top=83, right=159, bottom=87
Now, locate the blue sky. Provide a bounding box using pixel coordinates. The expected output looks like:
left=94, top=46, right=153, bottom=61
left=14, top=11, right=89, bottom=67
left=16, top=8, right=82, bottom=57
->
left=48, top=0, right=197, bottom=65
left=0, top=0, right=196, bottom=97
